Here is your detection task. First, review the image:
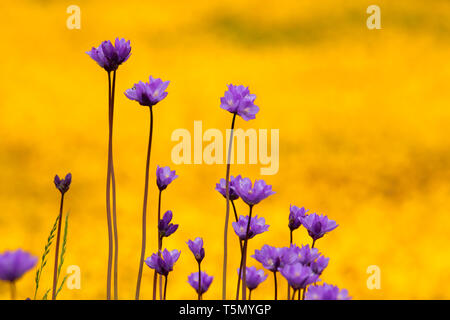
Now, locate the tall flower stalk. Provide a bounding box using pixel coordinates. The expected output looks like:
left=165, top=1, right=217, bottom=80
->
left=52, top=173, right=71, bottom=300
left=219, top=84, right=259, bottom=299
left=87, top=38, right=131, bottom=300
left=187, top=238, right=206, bottom=300
left=124, top=77, right=171, bottom=299
left=233, top=176, right=274, bottom=300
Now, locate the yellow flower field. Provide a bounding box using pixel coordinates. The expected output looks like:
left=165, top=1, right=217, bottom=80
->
left=1, top=0, right=450, bottom=299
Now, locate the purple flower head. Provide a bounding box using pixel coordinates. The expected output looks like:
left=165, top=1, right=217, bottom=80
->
left=279, top=263, right=319, bottom=290
left=188, top=271, right=213, bottom=295
left=233, top=175, right=275, bottom=206
left=306, top=283, right=351, bottom=300
left=145, top=249, right=180, bottom=276
left=124, top=76, right=170, bottom=107
left=311, top=255, right=330, bottom=275
left=289, top=205, right=308, bottom=231
left=215, top=176, right=239, bottom=201
left=252, top=245, right=285, bottom=272
left=301, top=213, right=338, bottom=241
left=239, top=266, right=268, bottom=290
left=232, top=215, right=269, bottom=241
left=0, top=249, right=37, bottom=282
left=54, top=173, right=72, bottom=194
left=220, top=84, right=259, bottom=121
left=186, top=237, right=205, bottom=263
left=158, top=210, right=178, bottom=238
left=291, top=244, right=320, bottom=266
left=156, top=165, right=178, bottom=191
left=86, top=38, right=131, bottom=72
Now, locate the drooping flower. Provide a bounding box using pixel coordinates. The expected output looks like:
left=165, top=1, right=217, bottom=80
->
left=305, top=283, right=351, bottom=300
left=0, top=249, right=37, bottom=282
left=125, top=76, right=170, bottom=107
left=155, top=165, right=178, bottom=191
left=215, top=176, right=239, bottom=201
left=279, top=263, right=319, bottom=290
left=289, top=205, right=308, bottom=231
left=188, top=271, right=214, bottom=294
left=301, top=213, right=338, bottom=241
left=186, top=238, right=205, bottom=263
left=252, top=245, right=285, bottom=272
left=239, top=266, right=267, bottom=290
left=220, top=84, right=259, bottom=121
left=145, top=249, right=180, bottom=276
left=54, top=173, right=72, bottom=194
left=158, top=211, right=178, bottom=238
left=233, top=175, right=275, bottom=206
left=310, top=255, right=330, bottom=275
left=232, top=215, right=269, bottom=240
left=86, top=38, right=131, bottom=72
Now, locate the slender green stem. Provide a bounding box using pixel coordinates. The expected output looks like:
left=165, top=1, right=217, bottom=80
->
left=311, top=239, right=316, bottom=249
left=10, top=282, right=16, bottom=300
left=249, top=289, right=252, bottom=301
left=302, top=287, right=306, bottom=300
left=299, top=288, right=302, bottom=300
left=135, top=107, right=154, bottom=300
left=222, top=113, right=237, bottom=300
left=291, top=288, right=297, bottom=300
left=110, top=70, right=119, bottom=300
left=105, top=71, right=114, bottom=300
left=241, top=205, right=253, bottom=300
left=52, top=193, right=64, bottom=300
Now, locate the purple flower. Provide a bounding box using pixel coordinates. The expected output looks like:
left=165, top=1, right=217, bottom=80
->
left=54, top=173, right=72, bottom=194
left=301, top=213, right=338, bottom=241
left=0, top=249, right=37, bottom=282
left=232, top=215, right=269, bottom=241
left=156, top=165, right=178, bottom=191
left=220, top=84, right=259, bottom=121
left=306, top=283, right=351, bottom=300
left=291, top=244, right=320, bottom=266
left=145, top=249, right=180, bottom=276
left=125, top=76, right=170, bottom=107
left=311, top=255, right=330, bottom=275
left=233, top=175, right=275, bottom=206
left=239, top=266, right=267, bottom=290
left=279, top=263, right=319, bottom=290
left=215, top=176, right=239, bottom=201
left=158, top=211, right=178, bottom=238
left=252, top=245, right=285, bottom=272
left=188, top=271, right=214, bottom=294
left=289, top=205, right=308, bottom=231
left=86, top=38, right=131, bottom=72
left=186, top=238, right=205, bottom=263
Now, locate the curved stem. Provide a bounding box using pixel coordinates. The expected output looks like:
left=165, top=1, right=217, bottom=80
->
left=105, top=71, right=113, bottom=300
left=109, top=70, right=119, bottom=300
left=241, top=205, right=253, bottom=300
left=52, top=193, right=64, bottom=300
left=311, top=239, right=316, bottom=249
left=248, top=289, right=252, bottom=301
left=222, top=113, right=237, bottom=300
left=135, top=107, right=154, bottom=300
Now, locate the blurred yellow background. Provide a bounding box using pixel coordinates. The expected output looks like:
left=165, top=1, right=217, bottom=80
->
left=1, top=0, right=450, bottom=300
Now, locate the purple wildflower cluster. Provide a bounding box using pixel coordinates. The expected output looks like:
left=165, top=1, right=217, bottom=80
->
left=0, top=38, right=351, bottom=302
